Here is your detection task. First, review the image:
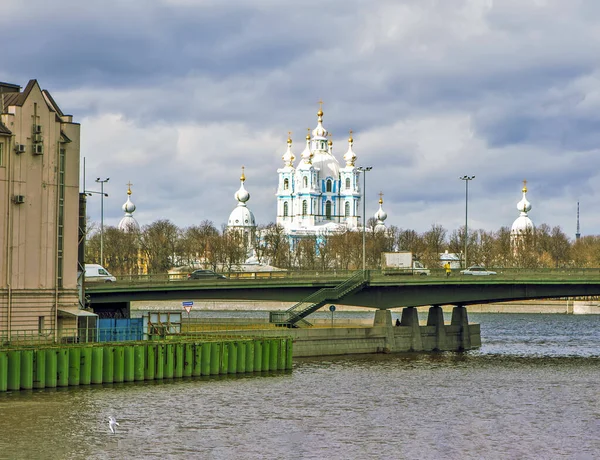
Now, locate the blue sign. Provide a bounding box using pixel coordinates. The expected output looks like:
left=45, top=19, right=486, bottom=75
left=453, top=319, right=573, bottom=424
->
left=182, top=301, right=194, bottom=307
left=329, top=305, right=336, bottom=312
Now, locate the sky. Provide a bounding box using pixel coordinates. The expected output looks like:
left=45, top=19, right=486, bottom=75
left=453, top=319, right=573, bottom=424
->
left=3, top=0, right=600, bottom=237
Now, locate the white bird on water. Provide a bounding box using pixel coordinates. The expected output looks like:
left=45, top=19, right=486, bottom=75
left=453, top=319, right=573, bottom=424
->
left=108, top=416, right=120, bottom=434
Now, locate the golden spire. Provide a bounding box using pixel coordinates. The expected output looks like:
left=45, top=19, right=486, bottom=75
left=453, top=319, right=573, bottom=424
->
left=328, top=132, right=333, bottom=146
left=349, top=129, right=353, bottom=143
left=522, top=179, right=527, bottom=193
left=317, top=99, right=324, bottom=117
left=126, top=181, right=133, bottom=196
left=379, top=191, right=384, bottom=205
left=306, top=128, right=311, bottom=140
left=287, top=131, right=292, bottom=144
left=241, top=166, right=246, bottom=182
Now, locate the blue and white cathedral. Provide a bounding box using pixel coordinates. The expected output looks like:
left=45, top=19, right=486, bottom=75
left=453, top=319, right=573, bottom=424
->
left=275, top=106, right=365, bottom=246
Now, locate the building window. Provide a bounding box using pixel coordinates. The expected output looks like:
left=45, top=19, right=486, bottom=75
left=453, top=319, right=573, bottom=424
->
left=345, top=178, right=350, bottom=189
left=326, top=201, right=332, bottom=219
left=284, top=178, right=289, bottom=190
left=283, top=201, right=289, bottom=217
left=303, top=176, right=308, bottom=188
left=38, top=316, right=45, bottom=333
left=302, top=200, right=308, bottom=216
left=345, top=201, right=350, bottom=217
left=326, top=179, right=332, bottom=192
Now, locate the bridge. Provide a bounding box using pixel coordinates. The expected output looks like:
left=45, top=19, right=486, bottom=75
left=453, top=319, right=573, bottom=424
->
left=86, top=269, right=600, bottom=325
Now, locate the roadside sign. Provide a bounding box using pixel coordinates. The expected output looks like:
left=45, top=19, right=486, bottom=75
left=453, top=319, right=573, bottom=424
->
left=183, top=306, right=192, bottom=314
left=329, top=305, right=336, bottom=312
left=182, top=301, right=193, bottom=307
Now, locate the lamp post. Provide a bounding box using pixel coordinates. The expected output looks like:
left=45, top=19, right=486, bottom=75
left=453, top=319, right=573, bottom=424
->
left=94, top=177, right=110, bottom=265
left=357, top=166, right=372, bottom=271
left=459, top=175, right=475, bottom=269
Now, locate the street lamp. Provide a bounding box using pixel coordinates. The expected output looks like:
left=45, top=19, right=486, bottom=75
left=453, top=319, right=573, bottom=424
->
left=459, top=175, right=475, bottom=269
left=357, top=166, right=373, bottom=271
left=88, top=177, right=109, bottom=266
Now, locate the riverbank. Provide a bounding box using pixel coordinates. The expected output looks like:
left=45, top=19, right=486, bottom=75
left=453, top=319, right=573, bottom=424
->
left=131, top=299, right=600, bottom=315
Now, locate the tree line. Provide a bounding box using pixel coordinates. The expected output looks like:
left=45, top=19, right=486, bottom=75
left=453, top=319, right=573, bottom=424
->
left=85, top=218, right=594, bottom=276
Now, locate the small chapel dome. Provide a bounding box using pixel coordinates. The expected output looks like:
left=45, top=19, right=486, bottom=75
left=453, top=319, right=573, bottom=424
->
left=228, top=167, right=256, bottom=228
left=118, top=183, right=140, bottom=232
left=374, top=195, right=387, bottom=232
left=511, top=180, right=534, bottom=235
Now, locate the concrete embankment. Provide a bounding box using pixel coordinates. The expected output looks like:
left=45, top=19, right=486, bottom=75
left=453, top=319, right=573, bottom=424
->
left=0, top=338, right=292, bottom=392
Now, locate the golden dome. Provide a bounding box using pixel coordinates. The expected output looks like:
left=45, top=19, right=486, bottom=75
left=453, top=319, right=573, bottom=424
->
left=317, top=109, right=323, bottom=117
left=240, top=166, right=246, bottom=182
left=287, top=131, right=292, bottom=144
left=306, top=128, right=311, bottom=140
left=348, top=129, right=353, bottom=143
left=522, top=179, right=527, bottom=193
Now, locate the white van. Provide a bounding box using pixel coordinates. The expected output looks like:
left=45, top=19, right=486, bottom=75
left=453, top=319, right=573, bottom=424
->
left=84, top=264, right=117, bottom=283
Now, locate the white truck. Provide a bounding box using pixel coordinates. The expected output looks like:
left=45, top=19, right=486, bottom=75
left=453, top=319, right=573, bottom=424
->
left=84, top=264, right=117, bottom=282
left=381, top=252, right=430, bottom=276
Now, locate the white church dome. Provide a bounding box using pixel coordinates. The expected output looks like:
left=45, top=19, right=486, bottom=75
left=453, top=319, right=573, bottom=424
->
left=227, top=167, right=256, bottom=228
left=118, top=184, right=140, bottom=232
left=511, top=181, right=534, bottom=234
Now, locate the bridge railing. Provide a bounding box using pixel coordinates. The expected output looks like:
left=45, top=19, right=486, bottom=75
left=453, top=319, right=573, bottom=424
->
left=87, top=267, right=600, bottom=288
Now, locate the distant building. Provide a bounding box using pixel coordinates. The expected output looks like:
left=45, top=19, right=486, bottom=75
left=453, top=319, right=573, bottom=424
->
left=117, top=183, right=147, bottom=275
left=227, top=167, right=257, bottom=252
left=0, top=79, right=87, bottom=338
left=511, top=180, right=534, bottom=250
left=440, top=250, right=461, bottom=269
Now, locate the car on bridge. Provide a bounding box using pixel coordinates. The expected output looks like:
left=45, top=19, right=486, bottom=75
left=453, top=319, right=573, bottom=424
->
left=460, top=265, right=497, bottom=276
left=187, top=269, right=227, bottom=280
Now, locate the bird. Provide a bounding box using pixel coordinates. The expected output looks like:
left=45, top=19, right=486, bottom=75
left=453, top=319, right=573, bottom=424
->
left=108, top=416, right=120, bottom=434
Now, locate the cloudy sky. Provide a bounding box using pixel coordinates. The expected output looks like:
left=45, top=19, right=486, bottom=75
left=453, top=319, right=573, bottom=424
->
left=3, top=0, right=600, bottom=237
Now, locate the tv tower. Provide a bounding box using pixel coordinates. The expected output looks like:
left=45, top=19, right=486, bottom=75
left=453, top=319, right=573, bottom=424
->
left=576, top=202, right=581, bottom=240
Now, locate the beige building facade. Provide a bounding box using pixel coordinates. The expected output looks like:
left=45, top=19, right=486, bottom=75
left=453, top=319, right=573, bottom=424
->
left=0, top=80, right=82, bottom=341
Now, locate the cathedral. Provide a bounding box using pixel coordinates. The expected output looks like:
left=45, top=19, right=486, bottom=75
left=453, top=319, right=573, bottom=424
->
left=274, top=105, right=385, bottom=247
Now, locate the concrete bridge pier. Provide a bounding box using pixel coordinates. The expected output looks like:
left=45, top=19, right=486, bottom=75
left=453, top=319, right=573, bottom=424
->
left=427, top=306, right=448, bottom=351
left=451, top=305, right=471, bottom=351
left=400, top=307, right=423, bottom=351
left=373, top=310, right=394, bottom=353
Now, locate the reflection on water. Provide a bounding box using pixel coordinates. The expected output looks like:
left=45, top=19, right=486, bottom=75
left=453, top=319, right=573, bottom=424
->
left=0, top=314, right=598, bottom=459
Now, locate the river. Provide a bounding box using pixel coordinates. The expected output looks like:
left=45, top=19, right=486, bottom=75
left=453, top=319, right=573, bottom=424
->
left=0, top=313, right=598, bottom=459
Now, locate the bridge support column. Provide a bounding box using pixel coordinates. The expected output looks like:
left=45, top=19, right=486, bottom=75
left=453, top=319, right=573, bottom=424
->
left=400, top=307, right=423, bottom=351
left=451, top=305, right=471, bottom=351
left=373, top=310, right=394, bottom=353
left=373, top=310, right=393, bottom=327
left=427, top=306, right=448, bottom=351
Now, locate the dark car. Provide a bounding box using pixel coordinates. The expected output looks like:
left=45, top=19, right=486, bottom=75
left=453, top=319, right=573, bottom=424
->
left=187, top=269, right=227, bottom=280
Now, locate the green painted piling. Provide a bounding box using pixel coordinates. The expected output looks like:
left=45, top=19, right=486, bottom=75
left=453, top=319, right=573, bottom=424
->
left=80, top=348, right=92, bottom=385
left=227, top=342, right=237, bottom=374
left=45, top=349, right=57, bottom=388
left=20, top=350, right=33, bottom=390
left=0, top=351, right=8, bottom=391
left=145, top=344, right=155, bottom=380
left=277, top=339, right=286, bottom=370
left=7, top=350, right=21, bottom=391
left=102, top=347, right=114, bottom=383
left=123, top=346, right=134, bottom=382
left=286, top=339, right=293, bottom=370
left=209, top=342, right=220, bottom=375
left=174, top=344, right=184, bottom=378
left=155, top=344, right=164, bottom=379
left=33, top=349, right=46, bottom=389
left=134, top=345, right=145, bottom=381
left=91, top=347, right=103, bottom=384
left=262, top=340, right=270, bottom=372
left=68, top=348, right=81, bottom=386
left=0, top=351, right=7, bottom=392
left=254, top=340, right=262, bottom=372
left=237, top=341, right=246, bottom=374
left=269, top=340, right=278, bottom=371
left=246, top=341, right=254, bottom=373
left=220, top=342, right=229, bottom=375
left=113, top=346, right=124, bottom=383
left=183, top=343, right=193, bottom=377
left=57, top=348, right=69, bottom=387
left=192, top=343, right=202, bottom=377
left=201, top=343, right=211, bottom=376
left=164, top=344, right=174, bottom=379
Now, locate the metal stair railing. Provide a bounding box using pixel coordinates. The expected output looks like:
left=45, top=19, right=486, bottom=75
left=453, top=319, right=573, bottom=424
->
left=271, top=270, right=369, bottom=327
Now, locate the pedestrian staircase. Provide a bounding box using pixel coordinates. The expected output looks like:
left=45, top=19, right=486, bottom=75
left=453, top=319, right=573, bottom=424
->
left=269, top=270, right=369, bottom=327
